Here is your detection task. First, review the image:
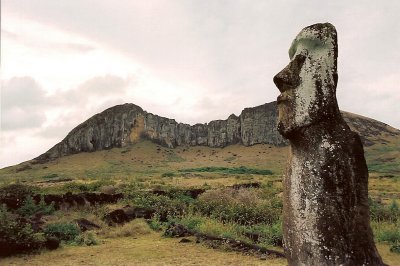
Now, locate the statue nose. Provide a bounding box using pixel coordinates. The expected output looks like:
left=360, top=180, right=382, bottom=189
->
left=274, top=54, right=306, bottom=92
left=273, top=67, right=291, bottom=93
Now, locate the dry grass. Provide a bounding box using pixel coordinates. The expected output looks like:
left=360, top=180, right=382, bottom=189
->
left=0, top=232, right=287, bottom=266
left=98, top=219, right=152, bottom=238
left=376, top=243, right=400, bottom=266
left=0, top=141, right=287, bottom=189
left=2, top=232, right=398, bottom=265
left=1, top=137, right=399, bottom=265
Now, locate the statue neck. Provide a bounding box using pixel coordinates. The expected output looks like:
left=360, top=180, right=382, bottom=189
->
left=288, top=116, right=348, bottom=151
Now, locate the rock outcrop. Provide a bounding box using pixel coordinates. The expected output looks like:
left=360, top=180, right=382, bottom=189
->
left=35, top=101, right=398, bottom=163
left=35, top=102, right=282, bottom=162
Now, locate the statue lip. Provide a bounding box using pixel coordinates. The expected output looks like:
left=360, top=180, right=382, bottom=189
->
left=277, top=94, right=289, bottom=104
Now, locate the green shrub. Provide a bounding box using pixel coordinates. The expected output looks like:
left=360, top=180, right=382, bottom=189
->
left=62, top=180, right=116, bottom=193
left=177, top=214, right=203, bottom=231
left=148, top=214, right=163, bottom=231
left=0, top=184, right=36, bottom=209
left=197, top=218, right=238, bottom=239
left=179, top=166, right=273, bottom=175
left=0, top=205, right=44, bottom=256
left=44, top=223, right=79, bottom=242
left=161, top=172, right=175, bottom=178
left=73, top=232, right=98, bottom=246
left=372, top=221, right=400, bottom=244
left=100, top=219, right=151, bottom=238
left=390, top=242, right=400, bottom=253
left=42, top=173, right=58, bottom=179
left=130, top=192, right=188, bottom=220
left=17, top=196, right=55, bottom=217
left=248, top=222, right=283, bottom=246
left=195, top=188, right=281, bottom=225
left=119, top=182, right=144, bottom=199
left=369, top=198, right=400, bottom=222
left=377, top=229, right=400, bottom=243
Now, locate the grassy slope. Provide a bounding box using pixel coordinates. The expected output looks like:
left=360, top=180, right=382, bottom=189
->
left=0, top=232, right=287, bottom=266
left=0, top=141, right=287, bottom=186
left=0, top=135, right=399, bottom=265
left=0, top=137, right=398, bottom=196
left=1, top=233, right=398, bottom=265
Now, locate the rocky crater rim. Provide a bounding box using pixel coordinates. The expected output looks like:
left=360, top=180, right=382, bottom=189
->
left=28, top=101, right=399, bottom=164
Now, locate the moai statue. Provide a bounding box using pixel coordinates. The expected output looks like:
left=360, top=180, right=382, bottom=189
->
left=273, top=23, right=385, bottom=265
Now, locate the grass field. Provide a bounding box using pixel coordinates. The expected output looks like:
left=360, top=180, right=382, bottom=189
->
left=1, top=231, right=287, bottom=266
left=1, top=138, right=399, bottom=265
left=1, top=224, right=398, bottom=266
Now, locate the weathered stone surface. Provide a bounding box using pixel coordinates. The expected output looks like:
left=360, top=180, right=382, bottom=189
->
left=103, top=205, right=156, bottom=226
left=274, top=23, right=384, bottom=265
left=74, top=218, right=101, bottom=231
left=241, top=102, right=285, bottom=146
left=33, top=98, right=398, bottom=163
left=34, top=102, right=288, bottom=162
left=0, top=192, right=125, bottom=210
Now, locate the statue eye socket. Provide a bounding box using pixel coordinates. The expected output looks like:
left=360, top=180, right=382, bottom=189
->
left=294, top=54, right=307, bottom=64
left=290, top=54, right=307, bottom=70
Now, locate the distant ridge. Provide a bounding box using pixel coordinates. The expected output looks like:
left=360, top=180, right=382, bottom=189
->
left=34, top=101, right=400, bottom=163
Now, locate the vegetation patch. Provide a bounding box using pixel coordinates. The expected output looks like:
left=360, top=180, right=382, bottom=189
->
left=99, top=219, right=151, bottom=238
left=17, top=195, right=55, bottom=217
left=61, top=180, right=116, bottom=193
left=44, top=223, right=80, bottom=242
left=42, top=173, right=59, bottom=179
left=0, top=205, right=44, bottom=256
left=161, top=172, right=175, bottom=178
left=370, top=197, right=400, bottom=253
left=179, top=166, right=273, bottom=175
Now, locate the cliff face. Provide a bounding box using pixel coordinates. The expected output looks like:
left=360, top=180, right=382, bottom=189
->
left=35, top=102, right=399, bottom=162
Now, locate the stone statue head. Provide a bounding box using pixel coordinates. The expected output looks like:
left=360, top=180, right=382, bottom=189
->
left=273, top=23, right=340, bottom=138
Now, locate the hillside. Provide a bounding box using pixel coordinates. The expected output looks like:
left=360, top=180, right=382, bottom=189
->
left=1, top=101, right=399, bottom=182
left=30, top=101, right=399, bottom=164
left=1, top=104, right=399, bottom=265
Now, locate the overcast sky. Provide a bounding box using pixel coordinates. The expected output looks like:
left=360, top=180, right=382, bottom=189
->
left=1, top=0, right=399, bottom=167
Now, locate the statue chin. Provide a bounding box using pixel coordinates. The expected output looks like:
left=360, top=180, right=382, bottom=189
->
left=277, top=121, right=296, bottom=138
left=278, top=119, right=312, bottom=138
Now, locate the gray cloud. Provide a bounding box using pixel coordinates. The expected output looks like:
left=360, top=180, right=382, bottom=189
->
left=79, top=75, right=133, bottom=94
left=57, top=42, right=94, bottom=53
left=1, top=77, right=48, bottom=130
left=3, top=0, right=399, bottom=128
left=1, top=0, right=400, bottom=131
left=1, top=76, right=47, bottom=109
left=1, top=108, right=46, bottom=130
left=51, top=74, right=133, bottom=106
left=1, top=75, right=133, bottom=133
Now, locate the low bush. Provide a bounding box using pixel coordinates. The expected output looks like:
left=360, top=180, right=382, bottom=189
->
left=62, top=180, right=116, bottom=193
left=372, top=221, right=400, bottom=243
left=179, top=166, right=273, bottom=175
left=247, top=222, right=283, bottom=246
left=44, top=223, right=79, bottom=242
left=17, top=196, right=55, bottom=217
left=195, top=188, right=281, bottom=225
left=172, top=214, right=283, bottom=247
left=0, top=205, right=44, bottom=256
left=148, top=214, right=163, bottom=231
left=161, top=172, right=175, bottom=178
left=100, top=219, right=151, bottom=238
left=73, top=232, right=98, bottom=246
left=174, top=214, right=240, bottom=239
left=130, top=192, right=189, bottom=220
left=118, top=182, right=145, bottom=199
left=42, top=173, right=58, bottom=179
left=369, top=198, right=400, bottom=222
left=0, top=184, right=36, bottom=209
left=390, top=242, right=400, bottom=253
